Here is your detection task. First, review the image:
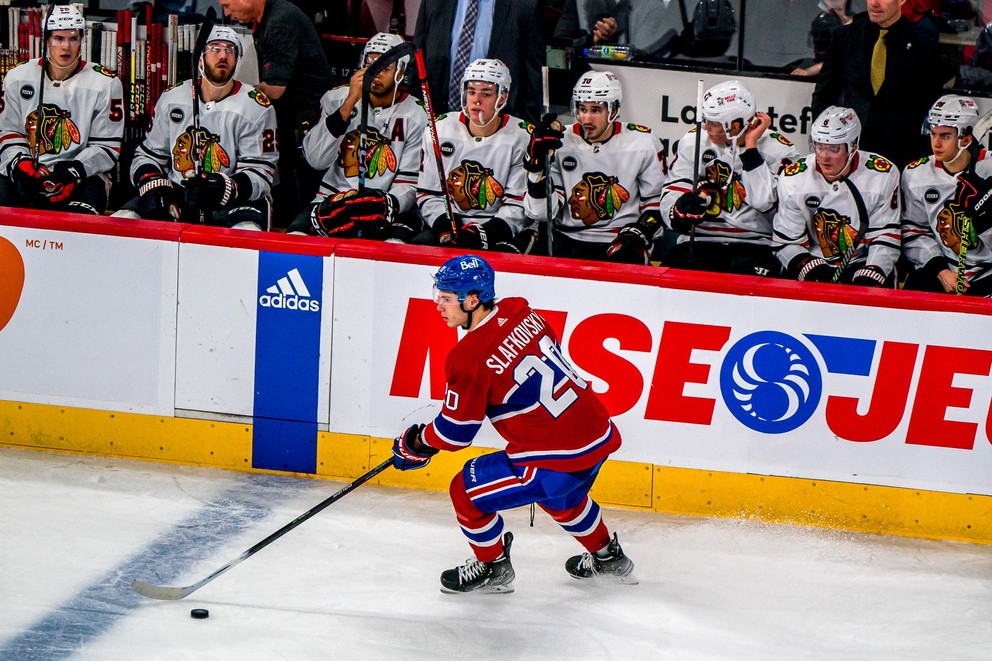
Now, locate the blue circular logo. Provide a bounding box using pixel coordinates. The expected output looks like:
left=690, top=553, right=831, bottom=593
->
left=719, top=331, right=822, bottom=434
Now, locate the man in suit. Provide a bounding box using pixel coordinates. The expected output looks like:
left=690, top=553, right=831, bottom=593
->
left=414, top=0, right=545, bottom=123
left=811, top=0, right=952, bottom=169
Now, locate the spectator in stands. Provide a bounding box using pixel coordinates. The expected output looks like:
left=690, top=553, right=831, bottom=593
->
left=288, top=33, right=427, bottom=242
left=554, top=0, right=627, bottom=47
left=113, top=26, right=279, bottom=230
left=414, top=0, right=545, bottom=122
left=219, top=0, right=334, bottom=226
left=792, top=0, right=854, bottom=77
left=811, top=0, right=953, bottom=169
left=0, top=5, right=123, bottom=216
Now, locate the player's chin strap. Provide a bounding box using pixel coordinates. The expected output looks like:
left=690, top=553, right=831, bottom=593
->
left=459, top=300, right=476, bottom=331
left=46, top=54, right=81, bottom=77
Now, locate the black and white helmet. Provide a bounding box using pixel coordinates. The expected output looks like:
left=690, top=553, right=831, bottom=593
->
left=362, top=32, right=409, bottom=75
left=926, top=94, right=980, bottom=137
left=46, top=4, right=85, bottom=35
left=701, top=80, right=755, bottom=137
left=810, top=105, right=861, bottom=152
left=205, top=26, right=242, bottom=59
left=572, top=71, right=623, bottom=121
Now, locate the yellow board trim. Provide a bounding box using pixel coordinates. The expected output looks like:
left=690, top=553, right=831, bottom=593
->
left=2, top=400, right=989, bottom=544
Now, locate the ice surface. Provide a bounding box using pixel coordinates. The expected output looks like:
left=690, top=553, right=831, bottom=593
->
left=1, top=447, right=989, bottom=661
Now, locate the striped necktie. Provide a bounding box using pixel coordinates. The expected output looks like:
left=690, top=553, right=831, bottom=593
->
left=870, top=28, right=887, bottom=95
left=448, top=0, right=480, bottom=112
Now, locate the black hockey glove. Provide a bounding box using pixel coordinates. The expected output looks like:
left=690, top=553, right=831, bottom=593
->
left=669, top=190, right=710, bottom=233
left=10, top=157, right=49, bottom=200
left=386, top=210, right=424, bottom=243
left=431, top=214, right=459, bottom=245
left=135, top=172, right=182, bottom=222
left=392, top=423, right=437, bottom=471
left=523, top=113, right=564, bottom=173
left=606, top=212, right=661, bottom=265
left=457, top=217, right=514, bottom=251
left=851, top=265, right=887, bottom=287
left=39, top=160, right=85, bottom=204
left=955, top=170, right=992, bottom=234
left=310, top=189, right=396, bottom=239
left=184, top=172, right=242, bottom=211
left=790, top=255, right=835, bottom=283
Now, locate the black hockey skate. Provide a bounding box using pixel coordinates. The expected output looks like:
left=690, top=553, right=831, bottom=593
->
left=440, top=532, right=515, bottom=594
left=565, top=533, right=637, bottom=584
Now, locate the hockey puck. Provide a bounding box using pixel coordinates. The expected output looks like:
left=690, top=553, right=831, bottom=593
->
left=190, top=608, right=209, bottom=619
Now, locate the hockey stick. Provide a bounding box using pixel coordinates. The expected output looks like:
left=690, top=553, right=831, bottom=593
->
left=689, top=79, right=704, bottom=253
left=132, top=457, right=394, bottom=600
left=359, top=41, right=416, bottom=192
left=32, top=4, right=56, bottom=169
left=413, top=49, right=458, bottom=240
left=189, top=7, right=217, bottom=224
left=830, top=176, right=869, bottom=284
left=953, top=109, right=992, bottom=294
left=541, top=65, right=555, bottom=257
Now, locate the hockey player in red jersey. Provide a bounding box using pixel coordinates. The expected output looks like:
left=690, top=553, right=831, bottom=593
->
left=392, top=254, right=635, bottom=593
left=0, top=4, right=124, bottom=215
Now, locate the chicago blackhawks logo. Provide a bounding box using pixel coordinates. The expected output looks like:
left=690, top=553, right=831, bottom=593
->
left=248, top=89, right=271, bottom=107
left=339, top=127, right=396, bottom=179
left=26, top=104, right=80, bottom=156
left=783, top=160, right=807, bottom=177
left=626, top=123, right=651, bottom=133
left=172, top=126, right=230, bottom=177
left=448, top=160, right=504, bottom=211
left=814, top=209, right=856, bottom=258
left=92, top=64, right=117, bottom=78
left=906, top=156, right=929, bottom=170
left=936, top=203, right=978, bottom=253
left=568, top=172, right=630, bottom=225
left=704, top=160, right=746, bottom=214
left=865, top=155, right=893, bottom=173
left=770, top=132, right=794, bottom=147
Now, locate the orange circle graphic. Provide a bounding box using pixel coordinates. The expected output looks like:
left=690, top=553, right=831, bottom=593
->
left=0, top=236, right=26, bottom=332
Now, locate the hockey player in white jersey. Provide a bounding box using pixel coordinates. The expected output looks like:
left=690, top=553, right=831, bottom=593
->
left=289, top=33, right=427, bottom=241
left=416, top=58, right=536, bottom=253
left=117, top=26, right=278, bottom=229
left=661, top=80, right=798, bottom=276
left=773, top=106, right=901, bottom=286
left=0, top=4, right=123, bottom=215
left=523, top=70, right=667, bottom=264
left=901, top=95, right=992, bottom=296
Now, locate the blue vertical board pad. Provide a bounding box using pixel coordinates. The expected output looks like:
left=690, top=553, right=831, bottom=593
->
left=252, top=251, right=323, bottom=473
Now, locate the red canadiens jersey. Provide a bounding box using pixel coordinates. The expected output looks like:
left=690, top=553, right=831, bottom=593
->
left=422, top=297, right=620, bottom=471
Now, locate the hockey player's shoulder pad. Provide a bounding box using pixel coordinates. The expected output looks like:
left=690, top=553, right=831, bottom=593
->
left=162, top=81, right=183, bottom=94
left=436, top=112, right=449, bottom=121
left=248, top=88, right=272, bottom=107
left=769, top=132, right=794, bottom=146
left=864, top=154, right=894, bottom=173
left=91, top=64, right=118, bottom=78
left=906, top=156, right=929, bottom=169
left=626, top=123, right=652, bottom=133
left=782, top=158, right=809, bottom=177
left=521, top=121, right=535, bottom=132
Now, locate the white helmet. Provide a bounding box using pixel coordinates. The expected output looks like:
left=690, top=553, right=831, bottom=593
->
left=461, top=58, right=512, bottom=98
left=205, top=26, right=242, bottom=59
left=811, top=105, right=861, bottom=152
left=362, top=32, right=409, bottom=75
left=926, top=94, right=979, bottom=136
left=572, top=71, right=623, bottom=121
left=46, top=4, right=85, bottom=34
left=701, top=80, right=755, bottom=137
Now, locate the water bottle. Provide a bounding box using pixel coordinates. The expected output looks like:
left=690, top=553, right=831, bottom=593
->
left=582, top=45, right=632, bottom=60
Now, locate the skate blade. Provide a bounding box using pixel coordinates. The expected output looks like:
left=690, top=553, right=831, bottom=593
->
left=440, top=581, right=515, bottom=595
left=568, top=572, right=638, bottom=585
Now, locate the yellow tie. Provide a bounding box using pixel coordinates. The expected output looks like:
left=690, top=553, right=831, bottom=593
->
left=871, top=29, right=888, bottom=95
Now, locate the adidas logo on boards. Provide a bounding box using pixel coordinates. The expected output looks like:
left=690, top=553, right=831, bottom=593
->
left=258, top=268, right=320, bottom=312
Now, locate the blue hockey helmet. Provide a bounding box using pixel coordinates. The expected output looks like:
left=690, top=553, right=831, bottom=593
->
left=433, top=255, right=496, bottom=304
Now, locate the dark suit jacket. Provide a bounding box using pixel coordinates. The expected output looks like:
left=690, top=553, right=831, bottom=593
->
left=811, top=14, right=951, bottom=169
left=414, top=0, right=546, bottom=123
